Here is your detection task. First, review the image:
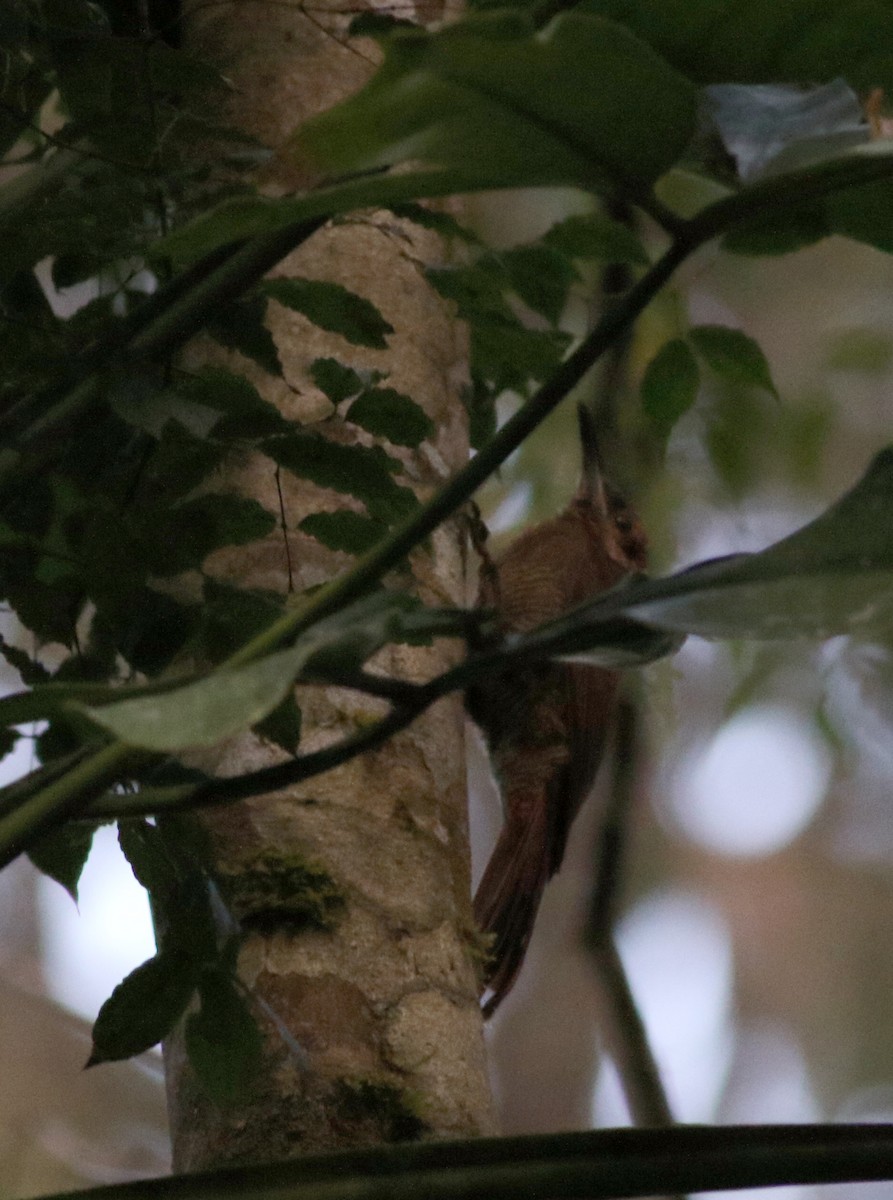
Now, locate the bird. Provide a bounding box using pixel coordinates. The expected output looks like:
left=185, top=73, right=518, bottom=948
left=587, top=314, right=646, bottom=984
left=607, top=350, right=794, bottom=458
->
left=469, top=405, right=647, bottom=1015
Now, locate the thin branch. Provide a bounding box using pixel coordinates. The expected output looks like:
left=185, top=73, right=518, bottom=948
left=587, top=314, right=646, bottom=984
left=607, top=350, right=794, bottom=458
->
left=28, top=1123, right=893, bottom=1200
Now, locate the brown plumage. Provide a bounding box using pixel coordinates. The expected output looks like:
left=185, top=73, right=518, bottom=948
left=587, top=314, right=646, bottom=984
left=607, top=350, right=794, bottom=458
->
left=470, top=408, right=647, bottom=1015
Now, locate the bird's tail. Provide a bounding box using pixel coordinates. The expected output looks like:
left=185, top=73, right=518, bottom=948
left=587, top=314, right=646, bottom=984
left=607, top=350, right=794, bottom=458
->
left=473, top=801, right=551, bottom=1017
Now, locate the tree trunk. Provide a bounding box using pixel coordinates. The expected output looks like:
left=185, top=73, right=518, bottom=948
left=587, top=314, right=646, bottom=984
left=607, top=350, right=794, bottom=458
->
left=163, top=0, right=495, bottom=1170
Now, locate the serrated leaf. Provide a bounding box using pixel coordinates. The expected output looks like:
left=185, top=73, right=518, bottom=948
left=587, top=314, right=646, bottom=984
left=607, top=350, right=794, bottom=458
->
left=295, top=11, right=697, bottom=194
left=542, top=212, right=649, bottom=264
left=28, top=822, right=96, bottom=902
left=208, top=294, right=281, bottom=377
left=300, top=510, right=388, bottom=554
left=689, top=325, right=778, bottom=398
left=641, top=337, right=699, bottom=439
left=310, top=358, right=369, bottom=403
left=146, top=494, right=277, bottom=576
left=88, top=951, right=199, bottom=1065
left=0, top=635, right=50, bottom=685
left=176, top=368, right=291, bottom=439
left=501, top=244, right=579, bottom=324
left=388, top=202, right=480, bottom=244
left=185, top=969, right=263, bottom=1105
left=266, top=433, right=419, bottom=523
left=262, top=278, right=393, bottom=349
left=118, top=818, right=180, bottom=900
left=346, top=387, right=434, bottom=447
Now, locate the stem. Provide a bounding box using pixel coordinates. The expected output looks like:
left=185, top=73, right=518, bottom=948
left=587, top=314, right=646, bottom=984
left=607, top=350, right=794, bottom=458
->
left=0, top=741, right=137, bottom=869
left=29, top=1124, right=893, bottom=1200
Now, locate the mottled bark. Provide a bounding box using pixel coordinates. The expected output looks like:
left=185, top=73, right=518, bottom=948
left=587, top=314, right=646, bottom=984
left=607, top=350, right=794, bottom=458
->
left=163, top=0, right=495, bottom=1169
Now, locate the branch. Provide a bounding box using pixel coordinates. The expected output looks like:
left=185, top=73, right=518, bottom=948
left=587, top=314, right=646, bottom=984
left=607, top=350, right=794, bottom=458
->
left=30, top=1124, right=893, bottom=1200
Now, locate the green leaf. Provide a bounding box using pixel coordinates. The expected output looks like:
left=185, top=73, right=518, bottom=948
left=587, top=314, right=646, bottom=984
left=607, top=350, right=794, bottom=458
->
left=262, top=278, right=393, bottom=349
left=722, top=204, right=830, bottom=257
left=88, top=951, right=199, bottom=1065
left=501, top=244, right=579, bottom=324
left=689, top=325, right=778, bottom=398
left=208, top=294, right=282, bottom=377
left=175, top=368, right=292, bottom=439
left=80, top=591, right=436, bottom=750
left=300, top=510, right=389, bottom=554
left=27, top=822, right=96, bottom=902
left=118, top=818, right=181, bottom=901
left=145, top=494, right=277, bottom=576
left=185, top=969, right=263, bottom=1105
left=81, top=640, right=319, bottom=751
left=294, top=11, right=697, bottom=193
left=615, top=446, right=893, bottom=639
left=640, top=337, right=699, bottom=439
left=255, top=692, right=302, bottom=754
left=310, top=358, right=371, bottom=403
left=542, top=212, right=649, bottom=264
left=346, top=387, right=435, bottom=447
left=266, top=434, right=419, bottom=524
left=581, top=0, right=893, bottom=94
left=0, top=635, right=50, bottom=685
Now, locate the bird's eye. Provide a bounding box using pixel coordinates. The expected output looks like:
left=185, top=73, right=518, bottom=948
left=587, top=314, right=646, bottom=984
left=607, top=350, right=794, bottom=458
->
left=615, top=514, right=632, bottom=532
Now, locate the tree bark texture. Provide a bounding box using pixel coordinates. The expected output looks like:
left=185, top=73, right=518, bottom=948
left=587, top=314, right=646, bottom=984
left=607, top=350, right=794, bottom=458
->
left=163, top=0, right=495, bottom=1170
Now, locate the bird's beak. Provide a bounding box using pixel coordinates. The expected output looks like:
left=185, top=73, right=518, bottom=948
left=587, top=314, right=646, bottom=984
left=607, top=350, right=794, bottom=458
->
left=576, top=403, right=610, bottom=519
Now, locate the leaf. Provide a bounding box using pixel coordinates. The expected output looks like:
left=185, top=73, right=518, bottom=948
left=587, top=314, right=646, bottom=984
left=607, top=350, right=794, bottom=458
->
left=175, top=368, right=292, bottom=439
left=262, top=278, right=393, bottom=349
left=88, top=951, right=199, bottom=1065
left=300, top=510, right=389, bottom=554
left=310, top=358, right=371, bottom=403
left=542, top=212, right=649, bottom=264
left=582, top=0, right=893, bottom=94
left=27, top=822, right=96, bottom=902
left=702, top=79, right=867, bottom=182
left=208, top=294, right=282, bottom=377
left=640, top=337, right=699, bottom=439
left=81, top=640, right=319, bottom=751
left=501, top=244, right=579, bottom=323
left=346, top=387, right=434, bottom=447
left=118, top=818, right=181, bottom=901
left=255, top=693, right=302, bottom=754
left=145, top=494, right=277, bottom=575
left=0, top=635, right=50, bottom=685
left=294, top=11, right=697, bottom=193
left=80, top=591, right=432, bottom=750
left=616, top=446, right=893, bottom=639
left=185, top=969, right=263, bottom=1105
left=689, top=325, right=778, bottom=398
left=266, top=434, right=419, bottom=523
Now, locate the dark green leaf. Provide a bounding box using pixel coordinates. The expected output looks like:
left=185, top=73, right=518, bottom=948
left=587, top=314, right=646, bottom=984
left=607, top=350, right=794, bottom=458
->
left=295, top=11, right=698, bottom=194
left=501, top=244, right=579, bottom=323
left=617, top=446, right=893, bottom=639
left=255, top=693, right=302, bottom=755
left=175, top=368, right=291, bottom=439
left=689, top=325, right=778, bottom=398
left=346, top=387, right=434, bottom=447
left=310, top=358, right=370, bottom=403
left=28, top=822, right=96, bottom=902
left=146, top=494, right=276, bottom=575
left=88, top=951, right=199, bottom=1065
left=542, top=212, right=649, bottom=264
left=263, top=278, right=393, bottom=349
left=266, top=434, right=419, bottom=524
left=118, top=818, right=181, bottom=901
left=208, top=294, right=282, bottom=378
left=300, top=510, right=389, bottom=554
left=388, top=202, right=480, bottom=244
left=640, top=338, right=699, bottom=439
left=581, top=0, right=893, bottom=94
left=0, top=635, right=51, bottom=685
left=185, top=969, right=263, bottom=1105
